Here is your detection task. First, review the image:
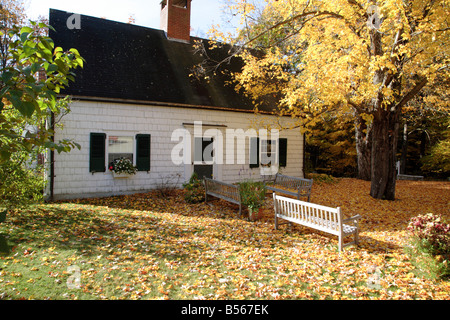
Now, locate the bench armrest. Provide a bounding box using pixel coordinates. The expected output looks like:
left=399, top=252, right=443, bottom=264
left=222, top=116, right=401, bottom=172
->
left=343, top=215, right=362, bottom=223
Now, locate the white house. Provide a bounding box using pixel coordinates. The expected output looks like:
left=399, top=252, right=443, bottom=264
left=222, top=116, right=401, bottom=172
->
left=47, top=1, right=305, bottom=200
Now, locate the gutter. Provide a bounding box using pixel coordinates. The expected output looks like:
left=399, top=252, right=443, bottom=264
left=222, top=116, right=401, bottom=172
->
left=59, top=94, right=276, bottom=115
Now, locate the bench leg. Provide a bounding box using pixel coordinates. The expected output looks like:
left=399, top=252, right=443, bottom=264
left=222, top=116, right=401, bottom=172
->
left=338, top=234, right=343, bottom=252
left=275, top=214, right=278, bottom=230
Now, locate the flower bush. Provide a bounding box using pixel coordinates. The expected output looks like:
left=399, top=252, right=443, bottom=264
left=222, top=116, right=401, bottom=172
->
left=109, top=158, right=137, bottom=175
left=406, top=213, right=450, bottom=280
left=407, top=213, right=450, bottom=255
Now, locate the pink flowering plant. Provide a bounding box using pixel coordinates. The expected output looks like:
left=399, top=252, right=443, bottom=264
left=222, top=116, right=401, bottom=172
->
left=406, top=213, right=450, bottom=279
left=407, top=213, right=450, bottom=255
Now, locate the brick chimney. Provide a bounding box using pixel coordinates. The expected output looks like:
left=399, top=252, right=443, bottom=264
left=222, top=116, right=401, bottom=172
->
left=160, top=0, right=192, bottom=43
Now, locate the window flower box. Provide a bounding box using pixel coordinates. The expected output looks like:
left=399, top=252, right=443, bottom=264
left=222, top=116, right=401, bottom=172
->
left=112, top=172, right=132, bottom=179
left=109, top=157, right=137, bottom=178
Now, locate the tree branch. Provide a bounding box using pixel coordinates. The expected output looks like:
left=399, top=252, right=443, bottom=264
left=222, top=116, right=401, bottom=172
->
left=395, top=77, right=428, bottom=111
left=241, top=10, right=351, bottom=49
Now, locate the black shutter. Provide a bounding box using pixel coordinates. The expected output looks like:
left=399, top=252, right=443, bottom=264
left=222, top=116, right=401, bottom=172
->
left=136, top=134, right=151, bottom=171
left=279, top=138, right=288, bottom=167
left=249, top=137, right=259, bottom=168
left=89, top=133, right=106, bottom=172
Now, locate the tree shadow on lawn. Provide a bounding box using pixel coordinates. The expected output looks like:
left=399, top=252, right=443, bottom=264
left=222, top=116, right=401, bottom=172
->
left=0, top=201, right=283, bottom=265
left=0, top=204, right=199, bottom=261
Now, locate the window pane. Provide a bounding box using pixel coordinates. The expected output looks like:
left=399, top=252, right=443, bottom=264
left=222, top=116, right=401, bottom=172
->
left=108, top=136, right=133, bottom=164
left=261, top=139, right=276, bottom=167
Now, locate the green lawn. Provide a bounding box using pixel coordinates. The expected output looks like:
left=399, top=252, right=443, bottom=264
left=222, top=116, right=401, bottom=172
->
left=0, top=178, right=449, bottom=300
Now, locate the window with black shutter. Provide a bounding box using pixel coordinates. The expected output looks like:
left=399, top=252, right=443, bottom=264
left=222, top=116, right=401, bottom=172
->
left=136, top=134, right=151, bottom=171
left=90, top=133, right=106, bottom=172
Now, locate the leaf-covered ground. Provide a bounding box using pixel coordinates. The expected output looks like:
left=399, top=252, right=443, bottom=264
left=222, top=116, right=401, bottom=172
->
left=0, top=178, right=449, bottom=300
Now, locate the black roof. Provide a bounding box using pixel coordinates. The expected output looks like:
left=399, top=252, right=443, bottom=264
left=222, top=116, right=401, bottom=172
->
left=49, top=9, right=273, bottom=113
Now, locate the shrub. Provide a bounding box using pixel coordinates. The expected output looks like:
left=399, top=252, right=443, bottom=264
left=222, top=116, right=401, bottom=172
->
left=0, top=155, right=46, bottom=211
left=183, top=173, right=205, bottom=203
left=407, top=213, right=450, bottom=255
left=238, top=180, right=266, bottom=213
left=406, top=213, right=450, bottom=279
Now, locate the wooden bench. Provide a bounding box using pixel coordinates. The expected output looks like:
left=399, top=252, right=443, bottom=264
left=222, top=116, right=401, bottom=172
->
left=273, top=194, right=361, bottom=251
left=265, top=174, right=313, bottom=202
left=204, top=178, right=242, bottom=215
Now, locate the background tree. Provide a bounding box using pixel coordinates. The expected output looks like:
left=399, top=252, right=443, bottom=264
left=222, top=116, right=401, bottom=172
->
left=213, top=0, right=449, bottom=200
left=1, top=1, right=83, bottom=162
left=420, top=117, right=450, bottom=177
left=306, top=112, right=357, bottom=177
left=0, top=0, right=83, bottom=209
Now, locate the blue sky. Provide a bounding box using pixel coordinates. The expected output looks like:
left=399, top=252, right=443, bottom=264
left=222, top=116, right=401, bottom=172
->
left=25, top=0, right=242, bottom=38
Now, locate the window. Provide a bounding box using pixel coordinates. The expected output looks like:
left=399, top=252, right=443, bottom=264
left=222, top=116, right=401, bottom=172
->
left=108, top=136, right=134, bottom=164
left=261, top=139, right=277, bottom=167
left=249, top=138, right=288, bottom=169
left=89, top=133, right=151, bottom=173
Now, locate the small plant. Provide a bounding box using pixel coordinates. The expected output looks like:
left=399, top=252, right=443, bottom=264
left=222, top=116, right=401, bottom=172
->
left=238, top=180, right=265, bottom=220
left=183, top=173, right=205, bottom=203
left=406, top=213, right=450, bottom=280
left=109, top=158, right=137, bottom=175
left=156, top=173, right=182, bottom=197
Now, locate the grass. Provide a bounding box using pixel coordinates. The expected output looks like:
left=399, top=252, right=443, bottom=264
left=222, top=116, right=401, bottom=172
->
left=0, top=178, right=449, bottom=300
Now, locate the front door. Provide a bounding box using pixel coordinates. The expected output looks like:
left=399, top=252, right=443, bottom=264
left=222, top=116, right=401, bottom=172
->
left=193, top=137, right=214, bottom=180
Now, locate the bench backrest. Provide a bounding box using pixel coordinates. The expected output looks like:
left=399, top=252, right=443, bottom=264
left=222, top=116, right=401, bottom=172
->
left=273, top=194, right=342, bottom=234
left=204, top=178, right=241, bottom=202
left=274, top=174, right=313, bottom=193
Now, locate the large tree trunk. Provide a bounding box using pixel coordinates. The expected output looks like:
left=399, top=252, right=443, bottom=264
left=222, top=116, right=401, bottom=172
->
left=355, top=113, right=372, bottom=181
left=370, top=109, right=400, bottom=200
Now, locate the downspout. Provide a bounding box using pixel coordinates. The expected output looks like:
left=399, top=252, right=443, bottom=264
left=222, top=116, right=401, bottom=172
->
left=49, top=111, right=55, bottom=201
left=302, top=132, right=306, bottom=178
